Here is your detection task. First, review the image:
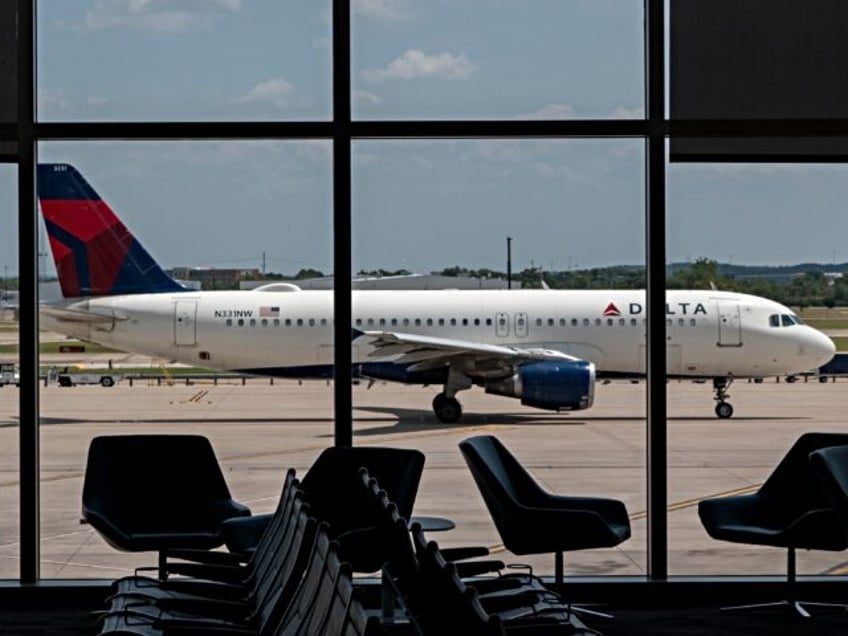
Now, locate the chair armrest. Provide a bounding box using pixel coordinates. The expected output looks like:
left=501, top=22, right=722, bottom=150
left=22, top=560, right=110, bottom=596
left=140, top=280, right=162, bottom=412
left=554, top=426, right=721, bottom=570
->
left=222, top=513, right=272, bottom=554
left=440, top=545, right=490, bottom=561
left=165, top=548, right=247, bottom=566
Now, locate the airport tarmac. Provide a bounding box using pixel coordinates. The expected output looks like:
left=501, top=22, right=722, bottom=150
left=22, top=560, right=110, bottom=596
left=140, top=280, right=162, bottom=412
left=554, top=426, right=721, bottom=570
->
left=1, top=377, right=847, bottom=583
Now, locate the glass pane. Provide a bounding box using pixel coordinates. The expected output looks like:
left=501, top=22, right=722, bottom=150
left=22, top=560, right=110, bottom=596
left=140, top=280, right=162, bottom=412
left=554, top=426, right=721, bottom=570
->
left=667, top=160, right=847, bottom=576
left=36, top=141, right=332, bottom=577
left=352, top=1, right=644, bottom=120
left=37, top=2, right=331, bottom=121
left=0, top=163, right=19, bottom=579
left=352, top=138, right=647, bottom=577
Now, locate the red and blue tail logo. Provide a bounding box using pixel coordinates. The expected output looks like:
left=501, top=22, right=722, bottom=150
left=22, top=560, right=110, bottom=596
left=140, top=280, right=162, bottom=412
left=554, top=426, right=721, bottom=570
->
left=37, top=164, right=185, bottom=298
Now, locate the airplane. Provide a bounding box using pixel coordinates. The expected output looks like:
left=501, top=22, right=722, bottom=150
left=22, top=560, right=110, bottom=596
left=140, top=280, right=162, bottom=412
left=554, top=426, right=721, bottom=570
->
left=35, top=163, right=836, bottom=423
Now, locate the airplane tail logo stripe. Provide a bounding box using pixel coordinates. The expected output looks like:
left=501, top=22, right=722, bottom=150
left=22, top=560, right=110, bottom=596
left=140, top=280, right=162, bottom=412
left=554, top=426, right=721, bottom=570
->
left=37, top=164, right=185, bottom=297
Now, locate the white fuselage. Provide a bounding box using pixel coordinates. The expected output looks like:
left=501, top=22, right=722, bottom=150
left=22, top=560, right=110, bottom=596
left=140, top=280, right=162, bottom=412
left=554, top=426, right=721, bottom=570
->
left=41, top=289, right=835, bottom=380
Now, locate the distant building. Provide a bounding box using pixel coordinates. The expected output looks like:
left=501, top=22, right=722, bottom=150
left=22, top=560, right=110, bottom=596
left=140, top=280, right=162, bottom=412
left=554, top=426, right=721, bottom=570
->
left=170, top=267, right=261, bottom=290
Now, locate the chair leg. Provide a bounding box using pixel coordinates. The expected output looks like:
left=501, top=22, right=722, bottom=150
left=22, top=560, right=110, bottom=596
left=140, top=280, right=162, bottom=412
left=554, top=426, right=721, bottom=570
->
left=555, top=550, right=563, bottom=587
left=720, top=547, right=848, bottom=618
left=553, top=550, right=614, bottom=620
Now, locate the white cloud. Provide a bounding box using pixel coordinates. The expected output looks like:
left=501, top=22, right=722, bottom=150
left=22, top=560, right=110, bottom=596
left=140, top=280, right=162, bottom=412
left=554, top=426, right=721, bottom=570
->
left=611, top=106, right=645, bottom=119
left=518, top=103, right=576, bottom=120
left=235, top=78, right=296, bottom=110
left=361, top=49, right=477, bottom=82
left=353, top=89, right=382, bottom=107
left=353, top=0, right=412, bottom=21
left=87, top=95, right=108, bottom=108
left=72, top=0, right=242, bottom=33
left=38, top=89, right=73, bottom=114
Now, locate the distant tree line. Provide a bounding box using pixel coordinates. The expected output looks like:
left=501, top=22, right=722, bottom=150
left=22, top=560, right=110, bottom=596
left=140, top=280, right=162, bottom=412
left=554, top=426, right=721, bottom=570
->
left=106, top=259, right=848, bottom=308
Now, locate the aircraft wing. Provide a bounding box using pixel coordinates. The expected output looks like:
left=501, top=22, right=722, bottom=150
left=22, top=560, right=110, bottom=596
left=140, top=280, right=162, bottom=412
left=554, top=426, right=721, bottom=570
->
left=354, top=330, right=580, bottom=377
left=39, top=305, right=128, bottom=324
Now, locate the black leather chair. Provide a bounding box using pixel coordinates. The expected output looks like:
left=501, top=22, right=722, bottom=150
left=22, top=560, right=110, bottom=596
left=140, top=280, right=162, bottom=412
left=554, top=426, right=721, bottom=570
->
left=299, top=445, right=426, bottom=573
left=698, top=432, right=848, bottom=617
left=810, top=444, right=848, bottom=538
left=81, top=434, right=251, bottom=575
left=458, top=435, right=631, bottom=589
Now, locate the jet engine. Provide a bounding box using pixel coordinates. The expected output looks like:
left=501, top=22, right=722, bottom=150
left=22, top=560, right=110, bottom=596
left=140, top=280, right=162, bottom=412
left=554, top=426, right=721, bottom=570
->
left=485, top=359, right=595, bottom=411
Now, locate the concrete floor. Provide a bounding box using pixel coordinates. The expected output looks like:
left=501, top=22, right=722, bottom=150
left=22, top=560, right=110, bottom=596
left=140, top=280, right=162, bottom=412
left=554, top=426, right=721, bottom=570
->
left=0, top=375, right=847, bottom=582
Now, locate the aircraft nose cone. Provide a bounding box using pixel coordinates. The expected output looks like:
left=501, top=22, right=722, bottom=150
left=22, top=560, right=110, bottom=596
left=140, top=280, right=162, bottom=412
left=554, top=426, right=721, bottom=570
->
left=807, top=329, right=836, bottom=367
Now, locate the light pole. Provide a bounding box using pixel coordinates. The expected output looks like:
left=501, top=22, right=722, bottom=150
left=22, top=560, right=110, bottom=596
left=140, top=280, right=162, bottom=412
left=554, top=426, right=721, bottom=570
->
left=506, top=237, right=512, bottom=289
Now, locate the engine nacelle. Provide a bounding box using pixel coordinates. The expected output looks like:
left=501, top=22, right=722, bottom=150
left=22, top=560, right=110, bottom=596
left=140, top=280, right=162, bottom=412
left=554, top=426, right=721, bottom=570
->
left=485, top=359, right=595, bottom=411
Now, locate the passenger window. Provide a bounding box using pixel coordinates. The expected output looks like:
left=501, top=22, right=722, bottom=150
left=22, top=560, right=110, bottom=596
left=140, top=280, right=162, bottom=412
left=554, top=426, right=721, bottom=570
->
left=607, top=318, right=613, bottom=326
left=486, top=318, right=493, bottom=326
left=379, top=318, right=386, bottom=326
left=321, top=319, right=327, bottom=326
left=536, top=318, right=543, bottom=327
left=285, top=318, right=292, bottom=327
left=391, top=318, right=397, bottom=326
left=630, top=318, right=637, bottom=326
left=297, top=319, right=303, bottom=326
left=309, top=318, right=315, bottom=326
left=689, top=318, right=696, bottom=326
left=249, top=319, right=256, bottom=327
left=274, top=319, right=280, bottom=326
left=439, top=319, right=445, bottom=326
left=261, top=318, right=268, bottom=326
left=583, top=318, right=590, bottom=326
left=619, top=318, right=625, bottom=326
left=226, top=319, right=232, bottom=327
left=450, top=318, right=457, bottom=326
left=474, top=318, right=480, bottom=326
left=595, top=318, right=601, bottom=326
left=415, top=318, right=421, bottom=326
left=403, top=318, right=409, bottom=326
left=572, top=318, right=578, bottom=326
left=238, top=319, right=244, bottom=327
left=678, top=318, right=684, bottom=326
left=367, top=318, right=374, bottom=326
left=427, top=318, right=433, bottom=326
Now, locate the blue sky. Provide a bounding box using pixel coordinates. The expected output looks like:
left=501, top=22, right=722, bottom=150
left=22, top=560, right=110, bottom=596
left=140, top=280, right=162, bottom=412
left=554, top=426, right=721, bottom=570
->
left=4, top=1, right=848, bottom=278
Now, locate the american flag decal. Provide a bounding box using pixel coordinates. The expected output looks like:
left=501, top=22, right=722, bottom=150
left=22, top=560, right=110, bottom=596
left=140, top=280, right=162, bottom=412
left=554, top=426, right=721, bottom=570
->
left=259, top=306, right=280, bottom=317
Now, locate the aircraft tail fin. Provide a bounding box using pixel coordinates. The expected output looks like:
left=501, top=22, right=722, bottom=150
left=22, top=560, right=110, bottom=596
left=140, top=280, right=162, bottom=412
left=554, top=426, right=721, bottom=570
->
left=37, top=163, right=185, bottom=298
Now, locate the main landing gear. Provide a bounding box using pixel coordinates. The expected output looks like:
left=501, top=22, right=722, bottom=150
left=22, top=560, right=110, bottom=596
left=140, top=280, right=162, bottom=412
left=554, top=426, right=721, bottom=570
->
left=433, top=393, right=462, bottom=424
left=713, top=378, right=734, bottom=419
left=432, top=367, right=472, bottom=423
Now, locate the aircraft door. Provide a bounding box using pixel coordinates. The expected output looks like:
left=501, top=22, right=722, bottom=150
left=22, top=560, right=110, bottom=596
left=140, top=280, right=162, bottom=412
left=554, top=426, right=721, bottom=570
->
left=514, top=312, right=529, bottom=338
left=495, top=312, right=509, bottom=338
left=174, top=300, right=197, bottom=346
left=717, top=301, right=742, bottom=347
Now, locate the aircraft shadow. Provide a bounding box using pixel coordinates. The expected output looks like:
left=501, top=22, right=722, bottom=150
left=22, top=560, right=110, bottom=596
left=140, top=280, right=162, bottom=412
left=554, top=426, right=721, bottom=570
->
left=348, top=406, right=590, bottom=436
left=4, top=411, right=805, bottom=431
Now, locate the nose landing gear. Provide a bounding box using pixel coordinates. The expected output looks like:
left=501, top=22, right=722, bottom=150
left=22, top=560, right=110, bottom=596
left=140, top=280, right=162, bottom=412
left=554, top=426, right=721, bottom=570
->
left=713, top=378, right=734, bottom=418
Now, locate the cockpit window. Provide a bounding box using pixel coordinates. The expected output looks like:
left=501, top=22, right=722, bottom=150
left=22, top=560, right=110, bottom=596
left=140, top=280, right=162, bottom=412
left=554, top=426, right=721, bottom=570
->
left=770, top=313, right=802, bottom=327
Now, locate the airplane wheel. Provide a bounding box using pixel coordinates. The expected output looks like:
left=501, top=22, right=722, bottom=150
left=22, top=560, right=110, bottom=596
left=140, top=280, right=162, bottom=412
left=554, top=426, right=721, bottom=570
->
left=715, top=402, right=734, bottom=419
left=433, top=393, right=462, bottom=424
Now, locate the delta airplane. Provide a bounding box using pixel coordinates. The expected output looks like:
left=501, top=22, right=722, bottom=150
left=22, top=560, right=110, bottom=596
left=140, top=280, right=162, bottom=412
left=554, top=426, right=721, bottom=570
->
left=35, top=163, right=835, bottom=422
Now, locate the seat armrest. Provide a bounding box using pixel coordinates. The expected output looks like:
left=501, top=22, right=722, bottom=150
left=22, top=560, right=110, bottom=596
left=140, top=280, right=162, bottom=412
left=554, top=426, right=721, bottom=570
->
left=222, top=513, right=272, bottom=554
